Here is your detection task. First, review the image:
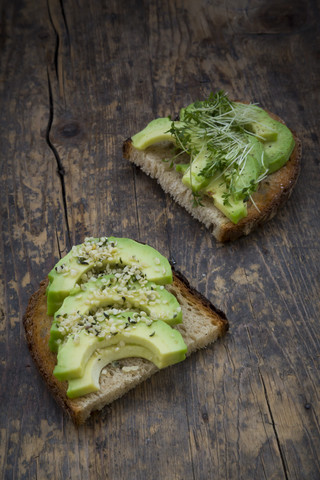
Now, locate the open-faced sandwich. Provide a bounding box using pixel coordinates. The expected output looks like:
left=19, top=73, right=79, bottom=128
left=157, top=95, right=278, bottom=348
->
left=24, top=236, right=228, bottom=424
left=123, top=91, right=301, bottom=242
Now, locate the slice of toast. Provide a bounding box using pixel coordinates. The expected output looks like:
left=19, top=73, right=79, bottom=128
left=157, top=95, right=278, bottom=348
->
left=23, top=270, right=228, bottom=424
left=123, top=111, right=301, bottom=242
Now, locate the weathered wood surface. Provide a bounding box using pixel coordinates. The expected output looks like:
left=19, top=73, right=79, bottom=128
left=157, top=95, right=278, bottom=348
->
left=0, top=0, right=319, bottom=478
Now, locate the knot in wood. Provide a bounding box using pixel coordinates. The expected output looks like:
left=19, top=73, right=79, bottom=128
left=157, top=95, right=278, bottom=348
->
left=258, top=1, right=308, bottom=33
left=59, top=122, right=81, bottom=138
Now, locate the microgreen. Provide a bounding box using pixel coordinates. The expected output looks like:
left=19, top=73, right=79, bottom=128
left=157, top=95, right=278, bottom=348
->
left=192, top=191, right=204, bottom=207
left=171, top=90, right=268, bottom=206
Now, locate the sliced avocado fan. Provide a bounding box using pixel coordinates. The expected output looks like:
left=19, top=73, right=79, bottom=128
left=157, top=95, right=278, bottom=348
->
left=54, top=314, right=186, bottom=383
left=49, top=273, right=182, bottom=352
left=67, top=332, right=187, bottom=399
left=47, top=237, right=187, bottom=398
left=47, top=236, right=172, bottom=315
left=130, top=92, right=295, bottom=223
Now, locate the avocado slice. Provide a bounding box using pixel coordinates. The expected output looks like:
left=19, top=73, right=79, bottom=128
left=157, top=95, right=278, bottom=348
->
left=49, top=274, right=182, bottom=352
left=246, top=106, right=279, bottom=142
left=201, top=135, right=262, bottom=223
left=175, top=163, right=189, bottom=174
left=179, top=102, right=293, bottom=175
left=203, top=157, right=260, bottom=224
left=245, top=105, right=294, bottom=172
left=181, top=133, right=263, bottom=197
left=47, top=237, right=173, bottom=315
left=54, top=315, right=187, bottom=381
left=263, top=122, right=295, bottom=173
left=67, top=335, right=187, bottom=398
left=232, top=135, right=263, bottom=199
left=204, top=177, right=248, bottom=224
left=131, top=117, right=176, bottom=150
left=67, top=345, right=155, bottom=398
left=181, top=147, right=212, bottom=192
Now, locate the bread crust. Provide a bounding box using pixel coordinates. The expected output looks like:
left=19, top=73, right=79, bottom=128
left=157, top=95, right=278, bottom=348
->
left=123, top=110, right=301, bottom=242
left=23, top=271, right=228, bottom=424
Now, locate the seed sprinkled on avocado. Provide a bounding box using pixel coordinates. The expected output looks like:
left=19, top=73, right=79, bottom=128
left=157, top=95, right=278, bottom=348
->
left=48, top=237, right=188, bottom=399
left=51, top=269, right=182, bottom=355
left=56, top=307, right=152, bottom=341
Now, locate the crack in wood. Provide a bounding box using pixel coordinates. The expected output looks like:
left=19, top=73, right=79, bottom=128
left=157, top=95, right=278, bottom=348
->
left=47, top=0, right=68, bottom=98
left=46, top=70, right=71, bottom=249
left=55, top=227, right=62, bottom=259
left=58, top=0, right=70, bottom=44
left=258, top=368, right=289, bottom=480
left=47, top=0, right=60, bottom=83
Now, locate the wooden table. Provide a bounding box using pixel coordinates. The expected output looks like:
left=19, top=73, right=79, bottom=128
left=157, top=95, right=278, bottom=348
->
left=1, top=0, right=319, bottom=478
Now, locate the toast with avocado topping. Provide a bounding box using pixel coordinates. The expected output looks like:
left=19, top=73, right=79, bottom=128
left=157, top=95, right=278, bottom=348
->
left=23, top=237, right=228, bottom=424
left=123, top=91, right=301, bottom=242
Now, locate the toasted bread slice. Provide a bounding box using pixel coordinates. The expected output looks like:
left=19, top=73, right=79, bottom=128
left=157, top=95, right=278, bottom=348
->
left=23, top=270, right=228, bottom=424
left=123, top=111, right=301, bottom=242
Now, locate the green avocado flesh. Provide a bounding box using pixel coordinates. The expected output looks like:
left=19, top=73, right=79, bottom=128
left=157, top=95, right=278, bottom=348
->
left=54, top=316, right=186, bottom=383
left=130, top=94, right=295, bottom=223
left=67, top=345, right=153, bottom=398
left=49, top=273, right=182, bottom=352
left=263, top=122, right=295, bottom=173
left=46, top=236, right=172, bottom=315
left=131, top=117, right=175, bottom=150
left=246, top=106, right=279, bottom=142
left=232, top=137, right=263, bottom=198
left=47, top=237, right=187, bottom=398
left=175, top=163, right=189, bottom=174
left=67, top=333, right=186, bottom=398
left=204, top=177, right=247, bottom=224
left=182, top=147, right=213, bottom=192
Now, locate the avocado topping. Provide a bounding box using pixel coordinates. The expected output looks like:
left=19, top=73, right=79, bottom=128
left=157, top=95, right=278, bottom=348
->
left=47, top=237, right=187, bottom=398
left=131, top=117, right=174, bottom=150
left=49, top=271, right=182, bottom=352
left=47, top=236, right=172, bottom=315
left=53, top=314, right=186, bottom=385
left=66, top=337, right=186, bottom=398
left=131, top=91, right=295, bottom=224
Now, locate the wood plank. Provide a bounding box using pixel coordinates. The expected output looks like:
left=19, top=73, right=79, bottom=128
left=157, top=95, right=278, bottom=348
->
left=0, top=1, right=70, bottom=479
left=0, top=0, right=319, bottom=478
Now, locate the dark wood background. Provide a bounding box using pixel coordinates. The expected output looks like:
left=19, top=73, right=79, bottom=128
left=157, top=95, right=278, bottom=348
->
left=1, top=0, right=319, bottom=478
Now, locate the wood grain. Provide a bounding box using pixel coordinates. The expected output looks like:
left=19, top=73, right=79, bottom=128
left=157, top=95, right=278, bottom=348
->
left=1, top=0, right=319, bottom=478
